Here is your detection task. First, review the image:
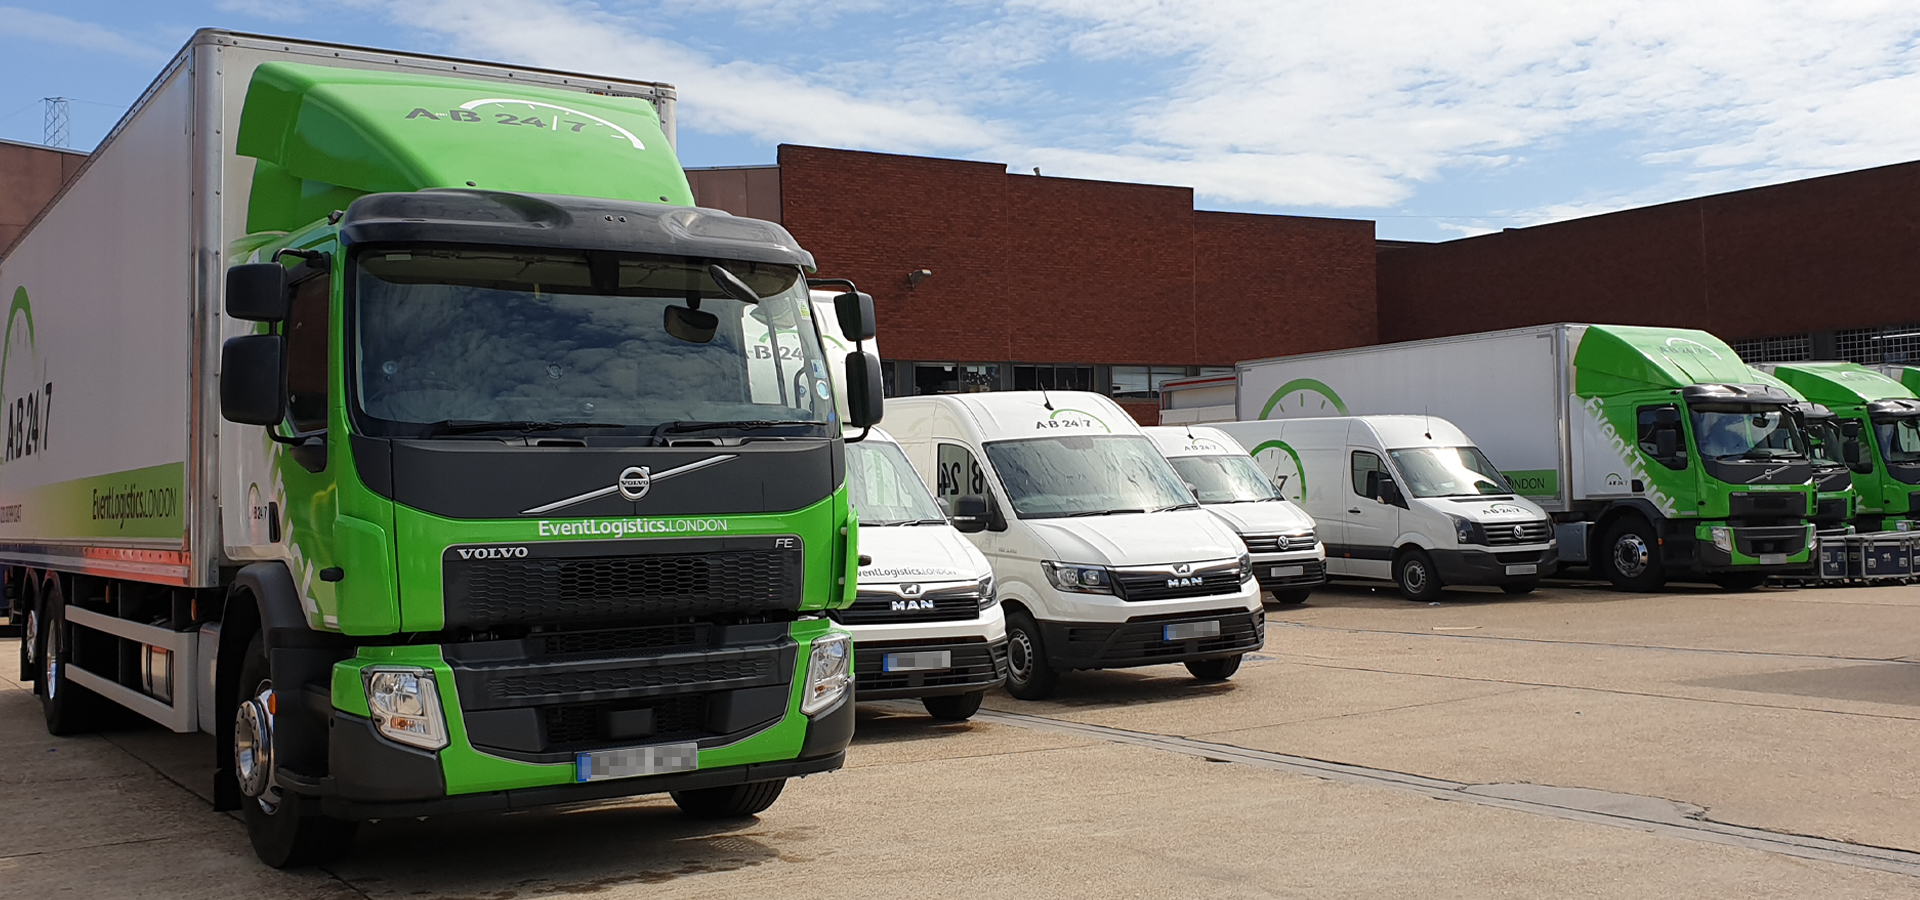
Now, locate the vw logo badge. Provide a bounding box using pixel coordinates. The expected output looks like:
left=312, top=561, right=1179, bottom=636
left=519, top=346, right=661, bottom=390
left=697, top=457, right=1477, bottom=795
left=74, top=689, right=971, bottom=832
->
left=900, top=583, right=923, bottom=596
left=617, top=466, right=653, bottom=501
left=1274, top=535, right=1291, bottom=551
left=1511, top=524, right=1525, bottom=541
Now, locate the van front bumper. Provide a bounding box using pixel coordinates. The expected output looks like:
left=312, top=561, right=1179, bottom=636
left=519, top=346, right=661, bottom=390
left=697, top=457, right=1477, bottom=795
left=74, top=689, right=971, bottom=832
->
left=1431, top=546, right=1558, bottom=585
left=851, top=636, right=1008, bottom=700
left=1037, top=606, right=1264, bottom=671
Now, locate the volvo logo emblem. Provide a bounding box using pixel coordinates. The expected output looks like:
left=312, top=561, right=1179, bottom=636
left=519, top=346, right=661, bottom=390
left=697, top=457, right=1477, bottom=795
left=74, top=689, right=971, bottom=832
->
left=900, top=583, right=923, bottom=596
left=617, top=466, right=652, bottom=501
left=1511, top=525, right=1525, bottom=541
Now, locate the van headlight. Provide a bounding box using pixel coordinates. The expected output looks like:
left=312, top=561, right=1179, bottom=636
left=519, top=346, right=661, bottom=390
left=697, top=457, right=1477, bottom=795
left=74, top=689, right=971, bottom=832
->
left=800, top=632, right=852, bottom=715
left=1710, top=526, right=1733, bottom=553
left=1239, top=553, right=1253, bottom=582
left=363, top=668, right=449, bottom=751
left=1450, top=515, right=1487, bottom=546
left=1042, top=562, right=1115, bottom=594
left=977, top=575, right=999, bottom=610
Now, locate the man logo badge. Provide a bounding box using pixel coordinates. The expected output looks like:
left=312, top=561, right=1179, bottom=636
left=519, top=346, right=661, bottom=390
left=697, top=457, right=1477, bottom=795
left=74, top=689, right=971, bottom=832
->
left=521, top=456, right=738, bottom=515
left=900, top=583, right=924, bottom=596
left=1166, top=563, right=1200, bottom=590
left=1172, top=563, right=1193, bottom=575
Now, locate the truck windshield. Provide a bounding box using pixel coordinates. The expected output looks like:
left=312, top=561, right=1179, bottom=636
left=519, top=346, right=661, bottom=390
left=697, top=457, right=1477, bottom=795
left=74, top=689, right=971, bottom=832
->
left=1805, top=417, right=1846, bottom=466
left=1168, top=454, right=1279, bottom=503
left=1877, top=417, right=1920, bottom=463
left=1689, top=408, right=1806, bottom=459
left=984, top=435, right=1194, bottom=518
left=350, top=248, right=833, bottom=436
left=1387, top=447, right=1513, bottom=498
left=848, top=441, right=946, bottom=525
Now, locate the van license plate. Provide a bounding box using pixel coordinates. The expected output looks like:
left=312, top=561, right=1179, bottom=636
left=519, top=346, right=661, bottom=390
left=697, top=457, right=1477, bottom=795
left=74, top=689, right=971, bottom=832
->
left=576, top=743, right=698, bottom=782
left=1164, top=621, right=1221, bottom=641
left=1504, top=564, right=1538, bottom=576
left=1759, top=553, right=1787, bottom=565
left=883, top=651, right=952, bottom=672
left=1270, top=565, right=1305, bottom=578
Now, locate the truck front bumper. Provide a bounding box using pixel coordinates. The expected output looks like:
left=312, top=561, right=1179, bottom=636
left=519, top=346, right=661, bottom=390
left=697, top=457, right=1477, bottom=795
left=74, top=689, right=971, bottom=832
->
left=1430, top=546, right=1558, bottom=585
left=1688, top=523, right=1814, bottom=571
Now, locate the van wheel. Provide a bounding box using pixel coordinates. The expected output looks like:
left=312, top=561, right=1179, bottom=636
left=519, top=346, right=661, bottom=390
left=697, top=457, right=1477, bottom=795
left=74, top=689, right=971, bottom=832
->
left=1500, top=580, right=1539, bottom=595
left=1711, top=572, right=1767, bottom=592
left=1003, top=610, right=1059, bottom=701
left=672, top=780, right=786, bottom=819
left=922, top=690, right=984, bottom=722
left=1394, top=549, right=1443, bottom=601
left=1185, top=655, right=1242, bottom=682
left=1267, top=588, right=1312, bottom=606
left=235, top=632, right=357, bottom=868
left=1601, top=517, right=1666, bottom=592
left=41, top=584, right=107, bottom=736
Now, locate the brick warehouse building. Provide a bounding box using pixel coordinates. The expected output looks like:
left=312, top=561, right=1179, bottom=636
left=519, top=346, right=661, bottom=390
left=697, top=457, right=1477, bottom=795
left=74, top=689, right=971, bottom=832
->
left=0, top=137, right=86, bottom=254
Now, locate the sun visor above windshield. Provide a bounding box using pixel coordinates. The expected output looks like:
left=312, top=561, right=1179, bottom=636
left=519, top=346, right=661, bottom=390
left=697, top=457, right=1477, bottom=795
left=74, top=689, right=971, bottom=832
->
left=338, top=190, right=815, bottom=270
left=1680, top=382, right=1795, bottom=409
left=1573, top=325, right=1757, bottom=393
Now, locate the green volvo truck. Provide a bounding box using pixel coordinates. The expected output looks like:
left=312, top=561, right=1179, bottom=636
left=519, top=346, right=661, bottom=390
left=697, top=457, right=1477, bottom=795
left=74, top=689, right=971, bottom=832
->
left=1744, top=366, right=1856, bottom=530
left=1760, top=363, right=1920, bottom=532
left=0, top=31, right=883, bottom=867
left=1230, top=324, right=1816, bottom=591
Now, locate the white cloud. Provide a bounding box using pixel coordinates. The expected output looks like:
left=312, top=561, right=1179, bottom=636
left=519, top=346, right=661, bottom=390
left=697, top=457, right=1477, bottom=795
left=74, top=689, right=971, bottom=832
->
left=0, top=6, right=167, bottom=61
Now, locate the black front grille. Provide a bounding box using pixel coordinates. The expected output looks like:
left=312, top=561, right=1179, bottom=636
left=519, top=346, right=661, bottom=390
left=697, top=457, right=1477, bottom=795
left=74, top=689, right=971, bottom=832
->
left=1115, top=565, right=1243, bottom=602
left=853, top=638, right=1008, bottom=697
left=1812, top=497, right=1851, bottom=525
left=486, top=655, right=777, bottom=703
left=1729, top=492, right=1806, bottom=520
left=442, top=536, right=804, bottom=628
left=541, top=695, right=707, bottom=749
left=1058, top=609, right=1263, bottom=665
left=1732, top=525, right=1811, bottom=558
left=535, top=623, right=709, bottom=659
left=1244, top=533, right=1318, bottom=553
left=832, top=588, right=981, bottom=625
left=1256, top=559, right=1325, bottom=587
left=1485, top=521, right=1553, bottom=545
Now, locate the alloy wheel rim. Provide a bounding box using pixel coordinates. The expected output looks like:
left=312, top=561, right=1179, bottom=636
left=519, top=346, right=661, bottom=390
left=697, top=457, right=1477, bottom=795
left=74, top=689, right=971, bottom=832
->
left=1614, top=535, right=1650, bottom=578
left=234, top=685, right=280, bottom=812
left=43, top=623, right=57, bottom=700
left=22, top=610, right=36, bottom=668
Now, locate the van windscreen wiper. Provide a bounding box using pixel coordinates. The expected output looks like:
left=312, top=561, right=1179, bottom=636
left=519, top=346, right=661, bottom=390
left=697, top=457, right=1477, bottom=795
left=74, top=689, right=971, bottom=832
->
left=1064, top=508, right=1144, bottom=517
left=651, top=419, right=821, bottom=444
left=1154, top=502, right=1202, bottom=512
left=422, top=420, right=626, bottom=436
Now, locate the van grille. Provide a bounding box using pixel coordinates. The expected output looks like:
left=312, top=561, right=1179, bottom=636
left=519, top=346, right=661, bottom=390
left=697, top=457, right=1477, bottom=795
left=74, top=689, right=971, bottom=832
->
left=1114, top=562, right=1244, bottom=602
left=1243, top=533, right=1318, bottom=553
left=831, top=587, right=982, bottom=625
left=1485, top=521, right=1552, bottom=546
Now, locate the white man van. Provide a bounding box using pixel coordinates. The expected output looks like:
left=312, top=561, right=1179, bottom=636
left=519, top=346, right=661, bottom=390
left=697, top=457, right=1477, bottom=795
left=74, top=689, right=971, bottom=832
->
left=885, top=392, right=1265, bottom=700
left=836, top=428, right=1007, bottom=720
left=1215, top=417, right=1557, bottom=601
left=1142, top=426, right=1326, bottom=604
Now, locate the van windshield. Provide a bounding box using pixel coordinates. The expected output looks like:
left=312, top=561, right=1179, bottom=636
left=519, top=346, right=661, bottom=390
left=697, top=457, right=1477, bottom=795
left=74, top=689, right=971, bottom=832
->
left=1387, top=447, right=1513, bottom=498
left=1168, top=454, right=1279, bottom=503
left=984, top=435, right=1195, bottom=518
left=848, top=440, right=946, bottom=525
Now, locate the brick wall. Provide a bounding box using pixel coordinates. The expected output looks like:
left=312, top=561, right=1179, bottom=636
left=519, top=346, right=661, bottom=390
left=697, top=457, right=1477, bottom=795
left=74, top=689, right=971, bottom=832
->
left=773, top=145, right=1378, bottom=366
left=1377, top=160, right=1920, bottom=343
left=0, top=140, right=86, bottom=256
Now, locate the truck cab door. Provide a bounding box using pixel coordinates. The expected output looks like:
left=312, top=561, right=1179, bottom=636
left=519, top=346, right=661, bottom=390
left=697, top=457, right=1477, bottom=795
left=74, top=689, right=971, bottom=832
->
left=1342, top=448, right=1396, bottom=579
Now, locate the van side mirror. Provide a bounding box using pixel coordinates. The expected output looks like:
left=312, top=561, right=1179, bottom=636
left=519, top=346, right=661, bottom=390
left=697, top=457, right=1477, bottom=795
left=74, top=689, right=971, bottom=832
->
left=834, top=290, right=876, bottom=342
left=1654, top=428, right=1678, bottom=460
left=1377, top=476, right=1405, bottom=508
left=1363, top=469, right=1382, bottom=499
left=951, top=494, right=989, bottom=534
left=220, top=335, right=286, bottom=425
left=844, top=350, right=884, bottom=428
left=226, top=263, right=289, bottom=321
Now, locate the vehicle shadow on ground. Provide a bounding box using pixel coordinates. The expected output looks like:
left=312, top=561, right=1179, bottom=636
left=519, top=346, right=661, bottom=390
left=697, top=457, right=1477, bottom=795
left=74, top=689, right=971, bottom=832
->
left=1277, top=576, right=1774, bottom=614
left=850, top=703, right=990, bottom=746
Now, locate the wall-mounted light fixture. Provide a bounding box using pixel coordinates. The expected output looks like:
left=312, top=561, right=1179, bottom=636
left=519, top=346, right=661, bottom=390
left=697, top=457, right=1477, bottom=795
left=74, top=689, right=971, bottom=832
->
left=907, top=269, right=933, bottom=288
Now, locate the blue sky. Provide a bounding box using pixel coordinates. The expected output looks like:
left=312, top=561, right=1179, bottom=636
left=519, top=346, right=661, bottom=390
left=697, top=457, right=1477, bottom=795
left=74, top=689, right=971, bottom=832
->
left=4, top=1, right=1919, bottom=241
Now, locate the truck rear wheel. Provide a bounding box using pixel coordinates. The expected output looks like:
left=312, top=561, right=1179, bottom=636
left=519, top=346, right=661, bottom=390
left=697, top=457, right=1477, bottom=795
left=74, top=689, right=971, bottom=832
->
left=1710, top=572, right=1767, bottom=591
left=234, top=632, right=357, bottom=868
left=1394, top=549, right=1444, bottom=601
left=1002, top=610, right=1060, bottom=701
left=1185, top=654, right=1242, bottom=682
left=672, top=779, right=786, bottom=819
left=41, top=584, right=107, bottom=736
left=1601, top=517, right=1666, bottom=592
left=922, top=690, right=985, bottom=722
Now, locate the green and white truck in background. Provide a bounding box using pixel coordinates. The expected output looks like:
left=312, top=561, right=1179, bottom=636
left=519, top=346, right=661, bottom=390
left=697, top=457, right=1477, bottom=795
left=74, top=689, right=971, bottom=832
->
left=0, top=31, right=884, bottom=867
left=1743, top=365, right=1856, bottom=531
left=1227, top=324, right=1817, bottom=591
left=1758, top=363, right=1920, bottom=533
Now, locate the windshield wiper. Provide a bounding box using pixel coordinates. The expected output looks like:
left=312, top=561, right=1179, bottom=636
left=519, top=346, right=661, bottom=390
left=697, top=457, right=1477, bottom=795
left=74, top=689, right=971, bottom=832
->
left=651, top=419, right=820, bottom=445
left=907, top=518, right=950, bottom=526
left=421, top=420, right=626, bottom=436
left=1065, top=508, right=1145, bottom=518
left=1154, top=502, right=1202, bottom=512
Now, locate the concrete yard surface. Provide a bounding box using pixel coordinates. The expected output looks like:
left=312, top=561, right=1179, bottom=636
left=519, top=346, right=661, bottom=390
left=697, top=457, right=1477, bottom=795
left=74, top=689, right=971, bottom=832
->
left=2, top=578, right=1918, bottom=898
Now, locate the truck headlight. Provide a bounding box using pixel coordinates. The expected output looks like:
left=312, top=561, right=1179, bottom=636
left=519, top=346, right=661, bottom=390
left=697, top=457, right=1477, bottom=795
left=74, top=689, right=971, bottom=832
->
left=1897, top=519, right=1914, bottom=533
left=800, top=632, right=852, bottom=716
left=1450, top=515, right=1486, bottom=546
left=977, top=575, right=999, bottom=610
left=1042, top=561, right=1115, bottom=594
left=363, top=668, right=449, bottom=751
left=1710, top=526, right=1733, bottom=553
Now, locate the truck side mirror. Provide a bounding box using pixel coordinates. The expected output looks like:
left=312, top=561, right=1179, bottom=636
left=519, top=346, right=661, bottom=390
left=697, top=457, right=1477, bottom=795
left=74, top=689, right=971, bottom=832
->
left=834, top=290, right=876, bottom=342
left=951, top=494, right=990, bottom=534
left=844, top=350, right=884, bottom=427
left=1655, top=428, right=1678, bottom=460
left=220, top=335, right=286, bottom=425
left=226, top=263, right=290, bottom=321
left=1843, top=441, right=1863, bottom=466
left=1841, top=420, right=1862, bottom=438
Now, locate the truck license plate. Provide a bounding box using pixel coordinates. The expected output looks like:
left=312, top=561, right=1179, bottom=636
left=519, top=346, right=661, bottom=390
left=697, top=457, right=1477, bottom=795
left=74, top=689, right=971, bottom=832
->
left=576, top=743, right=698, bottom=782
left=1164, top=621, right=1221, bottom=641
left=1270, top=565, right=1305, bottom=578
left=1504, top=564, right=1538, bottom=576
left=883, top=650, right=952, bottom=672
left=1758, top=553, right=1787, bottom=565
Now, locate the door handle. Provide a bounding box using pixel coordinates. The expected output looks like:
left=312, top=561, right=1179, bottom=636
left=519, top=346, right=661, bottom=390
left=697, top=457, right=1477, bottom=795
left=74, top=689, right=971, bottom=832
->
left=1347, top=508, right=1362, bottom=514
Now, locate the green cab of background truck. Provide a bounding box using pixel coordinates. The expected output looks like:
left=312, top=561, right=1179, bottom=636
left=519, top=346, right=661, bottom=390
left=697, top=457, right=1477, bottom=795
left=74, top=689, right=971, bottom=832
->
left=1, top=34, right=884, bottom=868
left=1743, top=366, right=1857, bottom=529
left=1760, top=362, right=1920, bottom=533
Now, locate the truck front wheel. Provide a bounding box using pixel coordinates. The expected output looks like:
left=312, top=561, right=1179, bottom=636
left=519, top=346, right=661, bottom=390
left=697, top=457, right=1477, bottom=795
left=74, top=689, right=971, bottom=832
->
left=234, top=632, right=357, bottom=868
left=1601, top=518, right=1666, bottom=592
left=1002, top=610, right=1060, bottom=701
left=922, top=690, right=985, bottom=722
left=672, top=779, right=786, bottom=819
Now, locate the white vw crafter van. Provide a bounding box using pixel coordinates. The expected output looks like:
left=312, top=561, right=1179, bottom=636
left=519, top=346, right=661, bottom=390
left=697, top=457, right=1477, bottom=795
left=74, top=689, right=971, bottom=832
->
left=1216, top=417, right=1557, bottom=601
left=836, top=428, right=1008, bottom=721
left=1143, top=426, right=1326, bottom=604
left=886, top=392, right=1265, bottom=700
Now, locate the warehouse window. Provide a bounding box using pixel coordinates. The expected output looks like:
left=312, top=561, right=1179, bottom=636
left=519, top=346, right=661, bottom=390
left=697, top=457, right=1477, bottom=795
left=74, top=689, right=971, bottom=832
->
left=1835, top=323, right=1920, bottom=365
left=1110, top=365, right=1188, bottom=400
left=1730, top=334, right=1810, bottom=364
left=1012, top=364, right=1093, bottom=391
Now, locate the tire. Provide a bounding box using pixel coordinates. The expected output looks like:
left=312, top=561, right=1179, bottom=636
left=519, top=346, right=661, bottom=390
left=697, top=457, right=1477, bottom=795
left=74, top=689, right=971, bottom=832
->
left=1710, top=572, right=1767, bottom=592
left=1600, top=517, right=1666, bottom=592
left=671, top=779, right=787, bottom=819
left=1394, top=549, right=1444, bottom=602
left=1500, top=580, right=1539, bottom=595
left=18, top=579, right=40, bottom=686
left=234, top=632, right=357, bottom=868
left=1185, top=654, right=1242, bottom=682
left=41, top=582, right=107, bottom=736
left=1002, top=609, right=1060, bottom=701
left=921, top=690, right=985, bottom=722
left=1267, top=588, right=1312, bottom=606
